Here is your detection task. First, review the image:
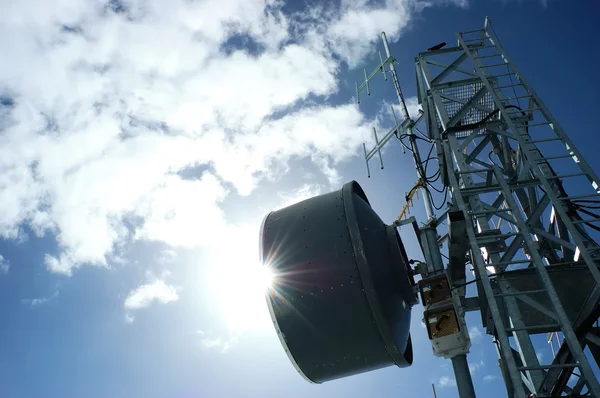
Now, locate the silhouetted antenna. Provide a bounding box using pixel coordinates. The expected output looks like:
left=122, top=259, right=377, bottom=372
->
left=379, top=52, right=387, bottom=81
left=372, top=127, right=383, bottom=169
left=356, top=44, right=404, bottom=177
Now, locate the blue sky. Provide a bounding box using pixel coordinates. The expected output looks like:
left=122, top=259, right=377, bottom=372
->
left=0, top=0, right=599, bottom=397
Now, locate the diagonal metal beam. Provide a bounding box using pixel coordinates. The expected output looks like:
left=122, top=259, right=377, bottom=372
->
left=438, top=92, right=494, bottom=114
left=515, top=294, right=558, bottom=321
left=532, top=228, right=577, bottom=252
left=447, top=86, right=489, bottom=128
left=429, top=53, right=470, bottom=85
left=462, top=133, right=492, bottom=155
left=586, top=332, right=600, bottom=348
left=481, top=203, right=515, bottom=225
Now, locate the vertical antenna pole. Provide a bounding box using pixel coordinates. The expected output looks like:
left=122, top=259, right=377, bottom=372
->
left=363, top=143, right=371, bottom=178
left=381, top=32, right=410, bottom=121
left=379, top=52, right=387, bottom=81
left=383, top=30, right=475, bottom=396
left=381, top=31, right=435, bottom=220
left=355, top=81, right=360, bottom=104
left=390, top=105, right=405, bottom=154
left=451, top=355, right=476, bottom=398
left=373, top=127, right=384, bottom=169
left=364, top=69, right=370, bottom=96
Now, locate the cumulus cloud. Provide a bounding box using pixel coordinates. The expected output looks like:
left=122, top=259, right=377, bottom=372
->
left=439, top=375, right=457, bottom=388
left=469, top=326, right=483, bottom=343
left=156, top=249, right=178, bottom=265
left=469, top=360, right=484, bottom=374
left=0, top=0, right=468, bottom=277
left=381, top=97, right=421, bottom=127
left=276, top=184, right=324, bottom=210
left=22, top=290, right=59, bottom=307
left=197, top=330, right=239, bottom=353
left=124, top=277, right=179, bottom=310
left=0, top=255, right=9, bottom=274
left=326, top=0, right=412, bottom=66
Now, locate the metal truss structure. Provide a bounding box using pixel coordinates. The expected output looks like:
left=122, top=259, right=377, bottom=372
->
left=361, top=17, right=600, bottom=397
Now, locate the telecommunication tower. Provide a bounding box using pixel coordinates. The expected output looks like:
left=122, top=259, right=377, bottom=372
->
left=261, top=17, right=600, bottom=397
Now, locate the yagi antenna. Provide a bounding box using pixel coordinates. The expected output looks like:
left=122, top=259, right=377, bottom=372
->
left=362, top=111, right=403, bottom=178
left=357, top=33, right=423, bottom=178
left=357, top=31, right=432, bottom=220
left=356, top=42, right=400, bottom=177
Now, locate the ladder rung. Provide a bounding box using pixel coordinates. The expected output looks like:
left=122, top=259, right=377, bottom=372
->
left=476, top=232, right=519, bottom=241
left=480, top=63, right=507, bottom=68
left=474, top=54, right=503, bottom=59
left=517, top=363, right=578, bottom=371
left=494, top=83, right=524, bottom=90
left=487, top=72, right=518, bottom=79
left=536, top=154, right=574, bottom=161
left=572, top=218, right=600, bottom=225
left=526, top=122, right=554, bottom=128
left=505, top=108, right=542, bottom=114
left=491, top=260, right=583, bottom=269
left=506, top=324, right=560, bottom=332
left=489, top=259, right=531, bottom=267
left=456, top=168, right=491, bottom=175
left=505, top=95, right=532, bottom=101
left=461, top=29, right=484, bottom=35
left=511, top=115, right=532, bottom=121
left=495, top=288, right=547, bottom=297
left=468, top=208, right=512, bottom=216
left=559, top=193, right=600, bottom=201
left=526, top=137, right=560, bottom=143
left=463, top=38, right=483, bottom=43
left=546, top=260, right=587, bottom=267
left=547, top=172, right=588, bottom=180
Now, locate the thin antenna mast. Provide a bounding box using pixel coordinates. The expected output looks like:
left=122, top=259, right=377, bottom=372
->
left=360, top=31, right=476, bottom=398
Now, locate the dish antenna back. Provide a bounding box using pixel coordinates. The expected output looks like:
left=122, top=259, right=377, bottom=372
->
left=260, top=181, right=417, bottom=383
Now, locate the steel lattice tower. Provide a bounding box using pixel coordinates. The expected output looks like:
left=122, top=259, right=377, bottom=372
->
left=359, top=17, right=600, bottom=397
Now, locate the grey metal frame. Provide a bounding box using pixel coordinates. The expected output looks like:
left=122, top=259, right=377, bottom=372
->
left=413, top=18, right=600, bottom=396
left=360, top=17, right=600, bottom=397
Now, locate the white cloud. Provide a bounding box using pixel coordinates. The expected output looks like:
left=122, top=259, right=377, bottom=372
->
left=439, top=375, right=457, bottom=388
left=276, top=184, right=324, bottom=210
left=469, top=326, right=483, bottom=343
left=0, top=0, right=469, bottom=278
left=402, top=96, right=423, bottom=120
left=22, top=290, right=59, bottom=307
left=124, top=277, right=179, bottom=310
left=0, top=255, right=9, bottom=275
left=157, top=249, right=178, bottom=265
left=124, top=313, right=135, bottom=324
left=383, top=97, right=422, bottom=126
left=469, top=360, right=484, bottom=374
left=197, top=330, right=239, bottom=353
left=483, top=374, right=498, bottom=382
left=536, top=350, right=544, bottom=362
left=133, top=172, right=228, bottom=248
left=327, top=0, right=411, bottom=67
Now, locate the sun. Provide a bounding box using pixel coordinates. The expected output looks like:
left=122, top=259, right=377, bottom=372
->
left=257, top=264, right=275, bottom=291
left=204, top=252, right=276, bottom=332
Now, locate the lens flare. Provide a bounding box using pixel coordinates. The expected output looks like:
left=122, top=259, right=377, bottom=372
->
left=260, top=265, right=275, bottom=291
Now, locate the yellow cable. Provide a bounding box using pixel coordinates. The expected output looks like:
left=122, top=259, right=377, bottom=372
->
left=397, top=179, right=423, bottom=221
